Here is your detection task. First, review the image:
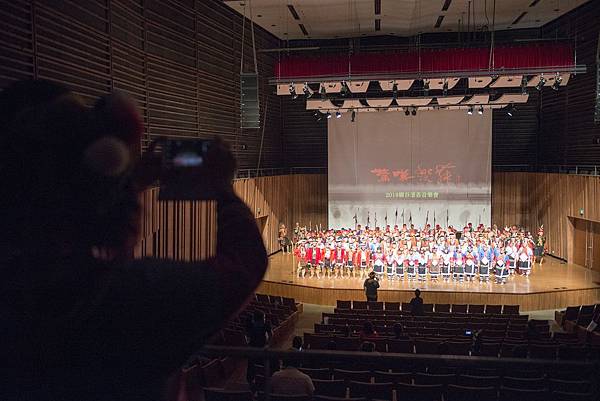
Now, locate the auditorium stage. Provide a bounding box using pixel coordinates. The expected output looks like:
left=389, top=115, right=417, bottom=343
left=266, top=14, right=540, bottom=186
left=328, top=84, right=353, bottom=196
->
left=258, top=253, right=600, bottom=311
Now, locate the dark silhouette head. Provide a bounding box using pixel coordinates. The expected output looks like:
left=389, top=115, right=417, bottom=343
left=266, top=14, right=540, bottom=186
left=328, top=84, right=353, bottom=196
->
left=393, top=323, right=404, bottom=338
left=292, top=336, right=303, bottom=350
left=414, top=288, right=421, bottom=298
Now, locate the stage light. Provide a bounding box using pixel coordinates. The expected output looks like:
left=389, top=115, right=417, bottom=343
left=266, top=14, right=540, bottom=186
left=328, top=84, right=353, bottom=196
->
left=467, top=106, right=474, bottom=115
left=289, top=83, right=298, bottom=99
left=404, top=107, right=410, bottom=116
left=507, top=104, right=516, bottom=117
left=442, top=79, right=448, bottom=96
left=411, top=107, right=417, bottom=116
left=521, top=76, right=528, bottom=95
left=535, top=75, right=546, bottom=91
left=326, top=111, right=332, bottom=119
left=303, top=83, right=312, bottom=98
left=351, top=109, right=356, bottom=122
left=335, top=111, right=342, bottom=119
left=478, top=105, right=484, bottom=115
left=340, top=81, right=349, bottom=96
left=392, top=82, right=398, bottom=100
left=552, top=72, right=562, bottom=91
left=423, top=79, right=430, bottom=96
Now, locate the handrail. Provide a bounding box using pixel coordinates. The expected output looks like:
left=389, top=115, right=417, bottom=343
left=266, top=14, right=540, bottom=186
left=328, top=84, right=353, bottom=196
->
left=494, top=164, right=600, bottom=176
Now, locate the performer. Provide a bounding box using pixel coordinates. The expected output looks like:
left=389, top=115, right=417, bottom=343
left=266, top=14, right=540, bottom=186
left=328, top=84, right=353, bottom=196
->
left=294, top=241, right=308, bottom=278
left=517, top=242, right=532, bottom=276
left=534, top=225, right=546, bottom=265
left=441, top=248, right=452, bottom=282
left=372, top=246, right=385, bottom=278
left=429, top=248, right=440, bottom=281
left=334, top=243, right=345, bottom=279
left=478, top=245, right=492, bottom=283
left=346, top=245, right=355, bottom=278
left=465, top=247, right=477, bottom=282
left=417, top=248, right=428, bottom=282
left=495, top=251, right=509, bottom=284
left=278, top=224, right=290, bottom=253
left=358, top=246, right=369, bottom=279
left=395, top=249, right=406, bottom=281
left=453, top=250, right=465, bottom=282
left=385, top=249, right=395, bottom=280
left=407, top=251, right=417, bottom=281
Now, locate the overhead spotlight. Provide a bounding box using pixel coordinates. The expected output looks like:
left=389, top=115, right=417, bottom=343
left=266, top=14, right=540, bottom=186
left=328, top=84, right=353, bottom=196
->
left=316, top=111, right=323, bottom=122
left=478, top=105, right=484, bottom=115
left=335, top=111, right=342, bottom=119
left=507, top=104, right=516, bottom=117
left=303, top=83, right=312, bottom=98
left=404, top=107, right=410, bottom=116
left=467, top=106, right=474, bottom=115
left=326, top=111, right=332, bottom=119
left=521, top=76, right=528, bottom=95
left=351, top=109, right=356, bottom=122
left=423, top=79, right=430, bottom=96
left=535, top=74, right=546, bottom=91
left=411, top=107, right=417, bottom=116
left=552, top=73, right=563, bottom=91
left=313, top=111, right=319, bottom=117
left=392, top=82, right=398, bottom=100
left=289, top=83, right=298, bottom=99
left=442, top=79, right=448, bottom=96
left=340, top=81, right=349, bottom=96
left=320, top=84, right=327, bottom=98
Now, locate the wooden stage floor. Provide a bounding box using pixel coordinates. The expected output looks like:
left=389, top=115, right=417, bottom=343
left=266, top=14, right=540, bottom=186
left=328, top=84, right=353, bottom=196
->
left=258, top=253, right=600, bottom=311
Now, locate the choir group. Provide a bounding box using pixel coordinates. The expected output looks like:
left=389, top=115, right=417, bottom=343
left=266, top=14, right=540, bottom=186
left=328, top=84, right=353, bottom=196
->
left=289, top=223, right=546, bottom=285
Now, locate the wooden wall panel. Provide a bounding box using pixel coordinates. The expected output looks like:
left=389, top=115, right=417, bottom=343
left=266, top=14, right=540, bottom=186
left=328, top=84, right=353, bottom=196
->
left=134, top=174, right=328, bottom=260
left=0, top=0, right=284, bottom=169
left=492, top=172, right=600, bottom=261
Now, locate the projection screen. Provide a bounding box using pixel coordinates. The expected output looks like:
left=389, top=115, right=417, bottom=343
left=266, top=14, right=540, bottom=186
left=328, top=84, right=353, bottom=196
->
left=328, top=109, right=491, bottom=229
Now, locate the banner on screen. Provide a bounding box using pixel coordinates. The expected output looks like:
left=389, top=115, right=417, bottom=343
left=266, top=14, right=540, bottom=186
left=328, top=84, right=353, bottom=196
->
left=328, top=109, right=491, bottom=229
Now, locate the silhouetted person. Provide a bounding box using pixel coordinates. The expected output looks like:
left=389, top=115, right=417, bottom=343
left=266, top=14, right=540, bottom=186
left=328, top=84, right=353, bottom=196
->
left=246, top=310, right=273, bottom=385
left=364, top=271, right=380, bottom=301
left=1, top=79, right=268, bottom=401
left=291, top=336, right=303, bottom=351
left=359, top=321, right=379, bottom=341
left=409, top=288, right=424, bottom=316
left=393, top=323, right=409, bottom=340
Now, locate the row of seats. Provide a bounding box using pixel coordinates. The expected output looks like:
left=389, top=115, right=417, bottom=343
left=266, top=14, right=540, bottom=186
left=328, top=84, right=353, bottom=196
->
left=337, top=300, right=520, bottom=315
left=303, top=333, right=599, bottom=360
left=248, top=367, right=596, bottom=401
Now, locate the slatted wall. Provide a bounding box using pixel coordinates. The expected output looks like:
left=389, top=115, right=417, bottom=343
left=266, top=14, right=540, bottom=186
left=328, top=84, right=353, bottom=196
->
left=539, top=0, right=600, bottom=165
left=0, top=0, right=283, bottom=168
left=133, top=174, right=328, bottom=260
left=492, top=172, right=600, bottom=261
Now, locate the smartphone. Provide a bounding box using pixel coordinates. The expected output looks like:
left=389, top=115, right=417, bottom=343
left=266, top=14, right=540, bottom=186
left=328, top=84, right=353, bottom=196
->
left=465, top=330, right=473, bottom=336
left=158, top=138, right=217, bottom=201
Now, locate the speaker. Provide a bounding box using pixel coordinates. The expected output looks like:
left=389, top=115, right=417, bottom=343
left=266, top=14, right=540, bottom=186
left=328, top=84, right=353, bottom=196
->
left=240, top=73, right=260, bottom=129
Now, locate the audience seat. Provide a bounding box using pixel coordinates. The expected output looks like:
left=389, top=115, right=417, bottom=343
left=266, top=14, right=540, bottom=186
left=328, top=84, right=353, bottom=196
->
left=413, top=372, right=455, bottom=387
left=435, top=304, right=450, bottom=313
left=452, top=304, right=467, bottom=313
left=349, top=381, right=394, bottom=400
left=548, top=379, right=592, bottom=393
left=353, top=301, right=368, bottom=310
left=333, top=369, right=372, bottom=383
left=423, top=303, right=434, bottom=313
left=401, top=302, right=412, bottom=312
left=396, top=382, right=443, bottom=401
left=203, top=388, right=253, bottom=401
left=468, top=304, right=485, bottom=314
left=387, top=339, right=413, bottom=353
left=299, top=367, right=331, bottom=380
left=373, top=370, right=412, bottom=384
left=312, top=379, right=347, bottom=398
left=456, top=374, right=499, bottom=388
left=551, top=391, right=595, bottom=401
left=385, top=301, right=400, bottom=311
left=314, top=396, right=366, bottom=401
left=446, top=384, right=497, bottom=401
left=269, top=395, right=311, bottom=401
left=485, top=305, right=502, bottom=314
left=500, top=386, right=547, bottom=401
left=503, top=376, right=546, bottom=390
left=368, top=301, right=384, bottom=310
left=337, top=300, right=352, bottom=310
left=502, top=305, right=520, bottom=315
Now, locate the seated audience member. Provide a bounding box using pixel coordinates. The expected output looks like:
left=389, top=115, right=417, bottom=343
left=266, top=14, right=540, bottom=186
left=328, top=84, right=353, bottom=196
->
left=409, top=288, right=425, bottom=316
left=392, top=323, right=410, bottom=340
left=0, top=80, right=268, bottom=401
left=271, top=360, right=315, bottom=397
left=359, top=321, right=379, bottom=341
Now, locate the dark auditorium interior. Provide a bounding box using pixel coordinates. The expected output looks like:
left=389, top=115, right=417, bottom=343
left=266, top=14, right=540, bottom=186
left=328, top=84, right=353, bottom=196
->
left=2, top=0, right=600, bottom=401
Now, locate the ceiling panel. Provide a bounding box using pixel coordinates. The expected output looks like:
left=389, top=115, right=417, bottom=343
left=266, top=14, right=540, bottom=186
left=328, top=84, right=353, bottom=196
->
left=224, top=0, right=589, bottom=40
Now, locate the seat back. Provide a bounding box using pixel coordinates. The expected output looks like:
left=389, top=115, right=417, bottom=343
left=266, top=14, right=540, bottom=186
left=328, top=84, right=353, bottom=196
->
left=353, top=301, right=368, bottom=310
left=368, top=301, right=384, bottom=310
left=435, top=303, right=450, bottom=312
left=337, top=300, right=352, bottom=310
left=396, top=383, right=443, bottom=401
left=468, top=304, right=485, bottom=314
left=503, top=305, right=520, bottom=315
left=203, top=388, right=253, bottom=401
left=447, top=384, right=496, bottom=401
left=452, top=304, right=468, bottom=313
left=387, top=338, right=414, bottom=353
left=456, top=374, right=499, bottom=388
left=333, top=369, right=372, bottom=383
left=385, top=301, right=400, bottom=310
left=500, top=386, right=548, bottom=401
left=373, top=370, right=412, bottom=384
left=485, top=305, right=502, bottom=314
left=423, top=303, right=434, bottom=312
left=564, top=306, right=581, bottom=321
left=299, top=367, right=331, bottom=380
left=503, top=376, right=546, bottom=390
left=349, top=381, right=393, bottom=399
left=312, top=379, right=347, bottom=397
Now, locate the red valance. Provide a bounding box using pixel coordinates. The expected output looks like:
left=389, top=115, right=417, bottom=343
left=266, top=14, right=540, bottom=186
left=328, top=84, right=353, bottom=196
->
left=275, top=43, right=574, bottom=79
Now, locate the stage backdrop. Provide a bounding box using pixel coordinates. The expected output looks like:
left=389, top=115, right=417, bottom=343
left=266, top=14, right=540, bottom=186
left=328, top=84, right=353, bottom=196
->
left=328, top=109, right=491, bottom=229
